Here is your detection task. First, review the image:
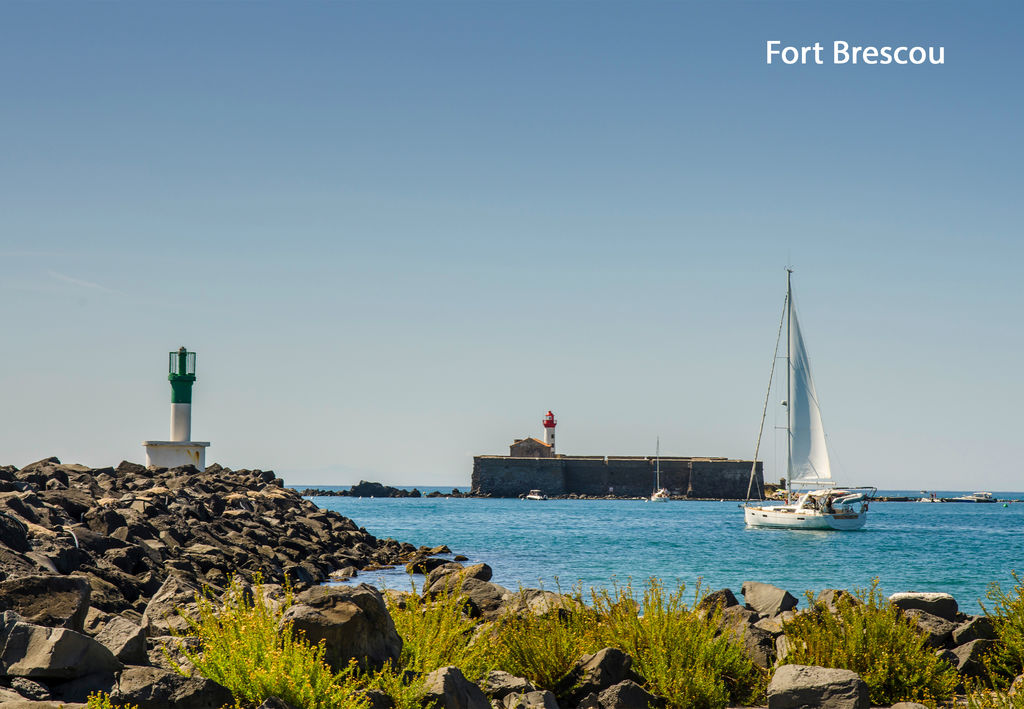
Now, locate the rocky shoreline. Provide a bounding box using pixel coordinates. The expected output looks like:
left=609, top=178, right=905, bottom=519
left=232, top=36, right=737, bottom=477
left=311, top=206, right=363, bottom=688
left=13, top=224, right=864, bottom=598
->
left=0, top=458, right=1020, bottom=708
left=298, top=481, right=469, bottom=499
left=0, top=457, right=447, bottom=707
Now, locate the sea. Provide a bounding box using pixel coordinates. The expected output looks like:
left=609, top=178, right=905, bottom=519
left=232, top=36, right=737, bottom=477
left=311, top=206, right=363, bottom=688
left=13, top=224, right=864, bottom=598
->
left=296, top=487, right=1024, bottom=613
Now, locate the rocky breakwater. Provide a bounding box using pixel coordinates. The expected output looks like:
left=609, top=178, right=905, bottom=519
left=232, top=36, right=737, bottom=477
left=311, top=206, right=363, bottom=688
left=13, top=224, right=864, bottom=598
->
left=0, top=457, right=419, bottom=707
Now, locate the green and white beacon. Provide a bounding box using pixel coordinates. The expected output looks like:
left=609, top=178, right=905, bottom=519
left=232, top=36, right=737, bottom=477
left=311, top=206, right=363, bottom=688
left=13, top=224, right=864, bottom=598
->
left=143, top=347, right=211, bottom=470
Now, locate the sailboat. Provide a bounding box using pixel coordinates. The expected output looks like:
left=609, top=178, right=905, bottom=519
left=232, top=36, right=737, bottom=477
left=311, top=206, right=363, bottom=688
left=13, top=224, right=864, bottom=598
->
left=651, top=437, right=669, bottom=502
left=744, top=270, right=875, bottom=530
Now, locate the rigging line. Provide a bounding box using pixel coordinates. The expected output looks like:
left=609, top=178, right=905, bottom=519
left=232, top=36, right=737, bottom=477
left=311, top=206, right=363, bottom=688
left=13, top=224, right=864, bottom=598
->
left=746, top=290, right=789, bottom=502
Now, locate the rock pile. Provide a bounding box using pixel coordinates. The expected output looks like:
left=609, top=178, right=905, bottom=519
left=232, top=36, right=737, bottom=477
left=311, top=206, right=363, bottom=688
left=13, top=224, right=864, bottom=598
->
left=299, top=480, right=423, bottom=498
left=0, top=457, right=420, bottom=707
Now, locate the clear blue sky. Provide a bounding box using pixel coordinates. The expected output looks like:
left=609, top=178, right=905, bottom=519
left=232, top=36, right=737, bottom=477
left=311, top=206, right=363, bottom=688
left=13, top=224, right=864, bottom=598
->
left=2, top=2, right=1021, bottom=489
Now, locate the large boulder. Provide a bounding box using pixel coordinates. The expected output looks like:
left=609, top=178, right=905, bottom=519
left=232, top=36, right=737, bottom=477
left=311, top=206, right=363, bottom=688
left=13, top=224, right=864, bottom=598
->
left=141, top=572, right=203, bottom=635
left=697, top=588, right=739, bottom=615
left=422, top=665, right=490, bottom=709
left=502, top=588, right=576, bottom=618
left=0, top=575, right=91, bottom=632
left=888, top=592, right=958, bottom=622
left=722, top=619, right=776, bottom=669
left=953, top=639, right=995, bottom=677
left=502, top=690, right=560, bottom=709
left=95, top=616, right=148, bottom=665
left=426, top=574, right=513, bottom=620
left=0, top=620, right=122, bottom=679
left=109, top=665, right=234, bottom=709
left=742, top=581, right=798, bottom=618
left=593, top=680, right=663, bottom=709
left=903, top=609, right=956, bottom=648
left=767, top=665, right=869, bottom=709
left=280, top=583, right=401, bottom=670
left=952, top=616, right=996, bottom=645
left=0, top=512, right=30, bottom=552
left=815, top=589, right=860, bottom=615
left=480, top=670, right=537, bottom=699
left=554, top=648, right=642, bottom=705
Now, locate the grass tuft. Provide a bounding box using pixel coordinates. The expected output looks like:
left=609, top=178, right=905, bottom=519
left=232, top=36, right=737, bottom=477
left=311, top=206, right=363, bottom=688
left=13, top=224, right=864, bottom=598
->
left=168, top=576, right=369, bottom=709
left=590, top=579, right=766, bottom=709
left=780, top=579, right=958, bottom=706
left=982, top=572, right=1024, bottom=685
left=85, top=692, right=139, bottom=709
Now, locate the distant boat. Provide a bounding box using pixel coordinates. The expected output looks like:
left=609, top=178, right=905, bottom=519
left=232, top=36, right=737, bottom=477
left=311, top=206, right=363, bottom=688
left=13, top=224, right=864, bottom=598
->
left=947, top=491, right=996, bottom=503
left=651, top=437, right=669, bottom=502
left=524, top=489, right=548, bottom=500
left=743, top=270, right=875, bottom=530
left=919, top=492, right=941, bottom=503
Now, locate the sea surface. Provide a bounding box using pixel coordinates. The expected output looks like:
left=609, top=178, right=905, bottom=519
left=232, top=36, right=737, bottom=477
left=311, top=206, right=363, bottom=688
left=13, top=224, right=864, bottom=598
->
left=299, top=488, right=1024, bottom=612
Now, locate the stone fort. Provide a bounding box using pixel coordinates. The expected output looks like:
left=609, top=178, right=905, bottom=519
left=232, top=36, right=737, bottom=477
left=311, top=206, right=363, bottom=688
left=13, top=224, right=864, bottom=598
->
left=471, top=424, right=762, bottom=498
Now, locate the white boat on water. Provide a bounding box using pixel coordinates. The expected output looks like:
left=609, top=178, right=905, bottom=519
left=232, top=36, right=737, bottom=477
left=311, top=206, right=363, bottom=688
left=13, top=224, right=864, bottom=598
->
left=524, top=489, right=548, bottom=500
left=919, top=492, right=941, bottom=503
left=651, top=437, right=669, bottom=502
left=743, top=270, right=874, bottom=531
left=948, top=491, right=996, bottom=503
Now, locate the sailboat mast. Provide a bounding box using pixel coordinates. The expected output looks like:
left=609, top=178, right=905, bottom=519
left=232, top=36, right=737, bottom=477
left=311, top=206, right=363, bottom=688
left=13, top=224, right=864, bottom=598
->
left=655, top=436, right=661, bottom=488
left=786, top=268, right=793, bottom=500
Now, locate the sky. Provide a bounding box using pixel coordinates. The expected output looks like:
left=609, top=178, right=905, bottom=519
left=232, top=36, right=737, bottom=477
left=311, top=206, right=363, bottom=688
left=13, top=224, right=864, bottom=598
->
left=1, top=2, right=1021, bottom=490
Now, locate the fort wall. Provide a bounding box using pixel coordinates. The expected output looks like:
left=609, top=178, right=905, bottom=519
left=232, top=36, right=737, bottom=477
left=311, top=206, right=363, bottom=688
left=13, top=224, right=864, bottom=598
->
left=471, top=455, right=762, bottom=499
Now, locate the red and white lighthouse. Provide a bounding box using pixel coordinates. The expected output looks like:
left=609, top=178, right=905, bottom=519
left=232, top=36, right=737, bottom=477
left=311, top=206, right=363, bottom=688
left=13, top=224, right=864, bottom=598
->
left=542, top=410, right=557, bottom=452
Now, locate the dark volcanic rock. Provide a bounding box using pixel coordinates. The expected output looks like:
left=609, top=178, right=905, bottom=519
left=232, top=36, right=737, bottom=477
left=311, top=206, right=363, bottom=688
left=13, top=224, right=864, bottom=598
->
left=480, top=670, right=537, bottom=699
left=767, top=664, right=869, bottom=709
left=95, top=615, right=148, bottom=665
left=502, top=690, right=560, bottom=709
left=110, top=665, right=233, bottom=709
left=742, top=581, right=798, bottom=618
left=280, top=583, right=402, bottom=670
left=888, top=592, right=958, bottom=622
left=697, top=587, right=739, bottom=614
left=0, top=575, right=91, bottom=631
left=904, top=609, right=956, bottom=648
left=594, top=680, right=664, bottom=709
left=554, top=648, right=643, bottom=705
left=0, top=620, right=122, bottom=679
left=423, top=665, right=490, bottom=709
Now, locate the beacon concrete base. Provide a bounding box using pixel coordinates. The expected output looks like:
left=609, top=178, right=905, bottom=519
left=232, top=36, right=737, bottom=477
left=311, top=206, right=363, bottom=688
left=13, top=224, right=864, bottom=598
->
left=143, top=441, right=210, bottom=471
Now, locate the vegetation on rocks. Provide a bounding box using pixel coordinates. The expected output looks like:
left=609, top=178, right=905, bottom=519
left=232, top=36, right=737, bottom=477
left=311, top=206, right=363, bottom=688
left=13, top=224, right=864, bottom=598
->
left=983, top=572, right=1024, bottom=684
left=780, top=580, right=959, bottom=706
left=167, top=577, right=369, bottom=709
left=385, top=577, right=764, bottom=709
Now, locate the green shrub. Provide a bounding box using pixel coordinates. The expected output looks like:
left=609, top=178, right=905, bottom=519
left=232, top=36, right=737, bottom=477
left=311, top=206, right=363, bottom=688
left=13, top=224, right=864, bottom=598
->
left=363, top=665, right=429, bottom=709
left=168, top=577, right=368, bottom=709
left=780, top=580, right=958, bottom=706
left=982, top=572, right=1024, bottom=684
left=964, top=680, right=1024, bottom=709
left=384, top=575, right=490, bottom=680
left=591, top=579, right=765, bottom=709
left=477, top=588, right=599, bottom=689
left=85, top=692, right=139, bottom=709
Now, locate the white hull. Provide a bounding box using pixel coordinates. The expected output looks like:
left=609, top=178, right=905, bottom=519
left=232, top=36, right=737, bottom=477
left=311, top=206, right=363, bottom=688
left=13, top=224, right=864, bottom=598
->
left=744, top=504, right=867, bottom=531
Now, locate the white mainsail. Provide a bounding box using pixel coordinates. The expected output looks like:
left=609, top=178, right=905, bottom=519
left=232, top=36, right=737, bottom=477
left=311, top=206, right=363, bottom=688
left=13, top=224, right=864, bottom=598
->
left=788, top=296, right=832, bottom=486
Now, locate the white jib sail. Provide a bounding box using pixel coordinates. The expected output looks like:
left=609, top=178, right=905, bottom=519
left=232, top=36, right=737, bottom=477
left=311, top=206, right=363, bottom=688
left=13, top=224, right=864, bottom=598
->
left=788, top=298, right=832, bottom=485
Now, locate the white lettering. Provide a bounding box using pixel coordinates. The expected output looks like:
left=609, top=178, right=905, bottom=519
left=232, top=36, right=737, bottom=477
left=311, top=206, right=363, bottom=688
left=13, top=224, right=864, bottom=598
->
left=767, top=40, right=824, bottom=64
left=774, top=40, right=944, bottom=66
left=834, top=40, right=850, bottom=64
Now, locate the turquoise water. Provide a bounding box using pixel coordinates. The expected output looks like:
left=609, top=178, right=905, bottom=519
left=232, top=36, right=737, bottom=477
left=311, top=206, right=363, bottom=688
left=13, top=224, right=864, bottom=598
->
left=307, top=492, right=1024, bottom=612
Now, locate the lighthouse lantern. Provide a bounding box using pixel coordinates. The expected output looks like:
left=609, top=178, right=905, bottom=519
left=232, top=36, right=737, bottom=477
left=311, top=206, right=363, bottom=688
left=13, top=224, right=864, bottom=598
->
left=542, top=410, right=557, bottom=452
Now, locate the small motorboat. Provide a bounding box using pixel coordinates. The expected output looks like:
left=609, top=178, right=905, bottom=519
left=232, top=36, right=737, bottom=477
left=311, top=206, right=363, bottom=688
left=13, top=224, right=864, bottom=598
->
left=948, top=491, right=996, bottom=503
left=524, top=489, right=548, bottom=500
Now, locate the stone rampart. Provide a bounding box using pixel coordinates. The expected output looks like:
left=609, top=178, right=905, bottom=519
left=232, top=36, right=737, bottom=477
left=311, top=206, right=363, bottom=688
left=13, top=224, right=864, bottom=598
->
left=472, top=455, right=762, bottom=499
